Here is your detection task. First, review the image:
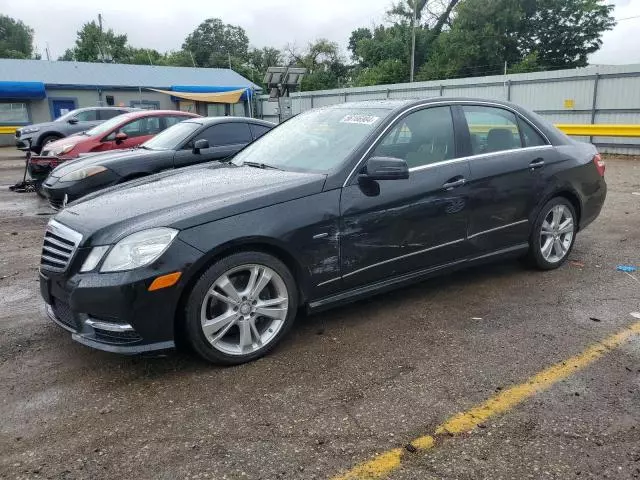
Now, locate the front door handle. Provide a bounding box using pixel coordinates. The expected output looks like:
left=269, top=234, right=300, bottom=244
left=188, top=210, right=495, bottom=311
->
left=442, top=177, right=466, bottom=190
left=529, top=158, right=545, bottom=170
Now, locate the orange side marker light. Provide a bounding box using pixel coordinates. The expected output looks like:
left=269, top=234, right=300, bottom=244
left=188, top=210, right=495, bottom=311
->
left=148, top=272, right=182, bottom=291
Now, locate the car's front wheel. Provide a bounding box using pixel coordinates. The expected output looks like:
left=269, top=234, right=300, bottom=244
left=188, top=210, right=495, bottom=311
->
left=528, top=197, right=577, bottom=270
left=184, top=251, right=298, bottom=365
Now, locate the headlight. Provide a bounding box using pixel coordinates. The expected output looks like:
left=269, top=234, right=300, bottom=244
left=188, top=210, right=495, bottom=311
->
left=55, top=144, right=75, bottom=156
left=100, top=228, right=178, bottom=272
left=59, top=165, right=107, bottom=183
left=80, top=246, right=110, bottom=272
left=21, top=127, right=40, bottom=134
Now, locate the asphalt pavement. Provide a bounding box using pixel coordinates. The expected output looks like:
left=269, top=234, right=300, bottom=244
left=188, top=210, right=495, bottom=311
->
left=0, top=148, right=638, bottom=479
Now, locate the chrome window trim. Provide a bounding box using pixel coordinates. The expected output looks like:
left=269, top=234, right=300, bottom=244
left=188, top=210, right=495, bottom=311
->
left=407, top=145, right=555, bottom=173
left=343, top=100, right=552, bottom=187
left=468, top=219, right=529, bottom=239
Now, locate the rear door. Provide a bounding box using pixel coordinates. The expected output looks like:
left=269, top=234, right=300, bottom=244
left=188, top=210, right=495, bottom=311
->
left=458, top=104, right=553, bottom=254
left=340, top=105, right=471, bottom=289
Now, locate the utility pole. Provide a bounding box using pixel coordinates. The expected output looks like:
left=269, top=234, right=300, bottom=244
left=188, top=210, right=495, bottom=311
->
left=189, top=51, right=196, bottom=67
left=97, top=13, right=105, bottom=63
left=410, top=0, right=417, bottom=82
left=45, top=42, right=51, bottom=61
left=228, top=52, right=232, bottom=70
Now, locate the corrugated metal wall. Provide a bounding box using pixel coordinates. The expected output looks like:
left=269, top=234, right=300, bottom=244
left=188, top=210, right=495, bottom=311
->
left=258, top=63, right=640, bottom=154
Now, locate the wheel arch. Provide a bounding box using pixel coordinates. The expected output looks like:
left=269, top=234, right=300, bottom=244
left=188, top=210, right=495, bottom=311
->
left=38, top=131, right=63, bottom=146
left=172, top=237, right=309, bottom=343
left=533, top=187, right=583, bottom=230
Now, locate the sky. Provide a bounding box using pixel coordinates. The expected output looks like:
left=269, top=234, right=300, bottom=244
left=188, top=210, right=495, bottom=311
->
left=1, top=0, right=639, bottom=65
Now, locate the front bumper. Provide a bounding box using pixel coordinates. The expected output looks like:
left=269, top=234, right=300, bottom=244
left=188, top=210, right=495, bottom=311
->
left=40, top=237, right=204, bottom=355
left=27, top=156, right=64, bottom=182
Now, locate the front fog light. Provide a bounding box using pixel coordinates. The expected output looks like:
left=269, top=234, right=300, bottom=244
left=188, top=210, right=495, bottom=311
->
left=80, top=246, right=109, bottom=272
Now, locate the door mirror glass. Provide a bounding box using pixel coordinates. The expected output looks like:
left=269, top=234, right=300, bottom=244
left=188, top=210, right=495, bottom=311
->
left=115, top=132, right=128, bottom=143
left=67, top=117, right=79, bottom=125
left=362, top=156, right=409, bottom=181
left=193, top=138, right=209, bottom=153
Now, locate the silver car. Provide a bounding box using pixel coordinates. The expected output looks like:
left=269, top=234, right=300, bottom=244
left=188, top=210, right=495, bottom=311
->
left=15, top=106, right=134, bottom=153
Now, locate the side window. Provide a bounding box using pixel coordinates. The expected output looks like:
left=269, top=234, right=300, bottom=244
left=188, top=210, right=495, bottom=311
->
left=119, top=117, right=162, bottom=138
left=372, top=106, right=455, bottom=168
left=249, top=123, right=272, bottom=140
left=165, top=116, right=188, bottom=128
left=520, top=119, right=547, bottom=147
left=462, top=105, right=522, bottom=154
left=75, top=110, right=97, bottom=122
left=99, top=109, right=123, bottom=120
left=207, top=123, right=252, bottom=146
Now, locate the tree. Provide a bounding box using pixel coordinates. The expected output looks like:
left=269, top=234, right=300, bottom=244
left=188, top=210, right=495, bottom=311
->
left=59, top=21, right=129, bottom=63
left=286, top=39, right=348, bottom=90
left=182, top=18, right=249, bottom=68
left=0, top=15, right=35, bottom=59
left=417, top=0, right=614, bottom=80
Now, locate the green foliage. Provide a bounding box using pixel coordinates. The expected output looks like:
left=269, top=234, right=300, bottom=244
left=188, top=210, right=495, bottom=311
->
left=58, top=21, right=129, bottom=62
left=287, top=39, right=348, bottom=90
left=0, top=14, right=35, bottom=59
left=182, top=18, right=249, bottom=68
left=417, top=0, right=614, bottom=81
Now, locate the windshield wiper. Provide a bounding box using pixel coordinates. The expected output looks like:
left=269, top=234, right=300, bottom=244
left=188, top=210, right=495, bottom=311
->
left=242, top=161, right=282, bottom=171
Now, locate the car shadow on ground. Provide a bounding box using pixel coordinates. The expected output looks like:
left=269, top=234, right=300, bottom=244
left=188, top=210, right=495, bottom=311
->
left=61, top=257, right=528, bottom=378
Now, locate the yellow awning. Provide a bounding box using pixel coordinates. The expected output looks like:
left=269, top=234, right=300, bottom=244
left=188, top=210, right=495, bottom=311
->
left=148, top=88, right=245, bottom=104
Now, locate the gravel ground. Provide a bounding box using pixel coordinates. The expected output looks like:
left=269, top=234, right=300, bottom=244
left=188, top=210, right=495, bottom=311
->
left=0, top=147, right=639, bottom=479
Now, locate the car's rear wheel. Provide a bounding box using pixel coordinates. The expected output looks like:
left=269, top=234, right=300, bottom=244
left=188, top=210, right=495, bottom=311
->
left=528, top=197, right=577, bottom=270
left=184, top=251, right=298, bottom=365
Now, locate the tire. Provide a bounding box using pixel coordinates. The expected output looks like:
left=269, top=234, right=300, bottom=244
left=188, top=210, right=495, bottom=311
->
left=184, top=251, right=298, bottom=365
left=34, top=180, right=46, bottom=199
left=38, top=135, right=61, bottom=152
left=527, top=197, right=577, bottom=270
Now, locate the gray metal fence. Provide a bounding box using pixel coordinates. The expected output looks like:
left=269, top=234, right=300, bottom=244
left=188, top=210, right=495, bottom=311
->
left=257, top=63, right=640, bottom=154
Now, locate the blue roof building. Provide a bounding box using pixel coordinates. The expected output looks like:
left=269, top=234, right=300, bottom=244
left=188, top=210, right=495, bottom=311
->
left=0, top=59, right=260, bottom=144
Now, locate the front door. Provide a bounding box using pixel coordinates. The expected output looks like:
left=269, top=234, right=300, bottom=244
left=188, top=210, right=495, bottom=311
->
left=340, top=106, right=471, bottom=289
left=174, top=122, right=252, bottom=168
left=458, top=104, right=552, bottom=254
left=51, top=99, right=76, bottom=119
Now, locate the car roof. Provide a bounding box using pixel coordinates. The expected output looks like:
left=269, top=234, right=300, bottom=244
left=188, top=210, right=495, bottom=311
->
left=183, top=116, right=275, bottom=127
left=114, top=110, right=200, bottom=121
left=73, top=106, right=136, bottom=112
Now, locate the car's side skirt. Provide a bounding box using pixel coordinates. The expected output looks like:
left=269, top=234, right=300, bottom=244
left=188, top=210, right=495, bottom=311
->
left=307, top=243, right=529, bottom=312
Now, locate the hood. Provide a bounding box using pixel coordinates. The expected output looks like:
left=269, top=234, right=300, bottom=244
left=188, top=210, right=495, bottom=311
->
left=44, top=135, right=87, bottom=154
left=51, top=148, right=167, bottom=178
left=54, top=164, right=327, bottom=245
left=19, top=120, right=59, bottom=133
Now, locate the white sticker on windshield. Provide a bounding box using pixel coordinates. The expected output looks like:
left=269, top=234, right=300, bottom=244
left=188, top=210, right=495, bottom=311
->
left=340, top=114, right=380, bottom=125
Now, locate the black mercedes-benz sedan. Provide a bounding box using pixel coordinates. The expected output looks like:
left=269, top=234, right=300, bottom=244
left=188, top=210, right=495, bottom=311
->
left=40, top=116, right=274, bottom=209
left=39, top=98, right=606, bottom=365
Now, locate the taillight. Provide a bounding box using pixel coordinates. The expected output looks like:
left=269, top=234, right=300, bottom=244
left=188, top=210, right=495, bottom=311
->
left=593, top=153, right=605, bottom=176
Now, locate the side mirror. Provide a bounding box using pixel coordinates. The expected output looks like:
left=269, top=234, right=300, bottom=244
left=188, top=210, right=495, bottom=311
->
left=193, top=138, right=209, bottom=153
left=115, top=132, right=128, bottom=143
left=67, top=118, right=79, bottom=125
left=360, top=156, right=409, bottom=181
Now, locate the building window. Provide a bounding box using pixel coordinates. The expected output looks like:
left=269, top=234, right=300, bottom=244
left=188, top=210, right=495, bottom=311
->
left=0, top=102, right=29, bottom=124
left=130, top=100, right=160, bottom=110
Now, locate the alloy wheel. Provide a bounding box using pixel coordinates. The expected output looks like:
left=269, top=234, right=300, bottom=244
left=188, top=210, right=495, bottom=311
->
left=539, top=204, right=575, bottom=263
left=200, top=264, right=289, bottom=356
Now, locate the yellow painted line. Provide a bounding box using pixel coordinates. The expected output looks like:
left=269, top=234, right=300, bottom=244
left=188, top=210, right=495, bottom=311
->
left=331, top=321, right=640, bottom=480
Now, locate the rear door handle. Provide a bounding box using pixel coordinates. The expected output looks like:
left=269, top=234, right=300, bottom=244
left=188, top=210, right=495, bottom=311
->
left=442, top=177, right=466, bottom=190
left=529, top=158, right=545, bottom=170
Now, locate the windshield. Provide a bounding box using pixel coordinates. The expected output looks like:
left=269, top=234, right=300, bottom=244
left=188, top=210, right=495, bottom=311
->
left=232, top=107, right=389, bottom=172
left=85, top=114, right=134, bottom=137
left=55, top=109, right=81, bottom=122
left=142, top=121, right=200, bottom=150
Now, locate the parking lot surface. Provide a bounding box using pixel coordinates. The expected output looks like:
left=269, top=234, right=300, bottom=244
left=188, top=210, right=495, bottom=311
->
left=0, top=148, right=639, bottom=479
